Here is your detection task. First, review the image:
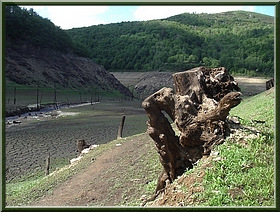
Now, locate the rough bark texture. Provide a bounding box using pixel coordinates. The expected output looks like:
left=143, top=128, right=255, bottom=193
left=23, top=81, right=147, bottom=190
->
left=266, top=78, right=274, bottom=90
left=142, top=66, right=241, bottom=193
left=76, top=139, right=91, bottom=156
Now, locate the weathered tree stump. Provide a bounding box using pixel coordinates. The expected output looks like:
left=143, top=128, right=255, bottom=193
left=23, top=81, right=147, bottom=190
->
left=142, top=66, right=241, bottom=193
left=76, top=139, right=91, bottom=156
left=266, top=78, right=274, bottom=90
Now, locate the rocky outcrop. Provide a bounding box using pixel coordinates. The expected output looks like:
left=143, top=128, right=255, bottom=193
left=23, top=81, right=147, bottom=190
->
left=133, top=72, right=174, bottom=98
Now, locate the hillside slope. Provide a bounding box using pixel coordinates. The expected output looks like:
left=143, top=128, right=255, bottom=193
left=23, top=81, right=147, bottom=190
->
left=67, top=10, right=274, bottom=76
left=111, top=72, right=174, bottom=99
left=4, top=5, right=132, bottom=98
left=5, top=45, right=132, bottom=97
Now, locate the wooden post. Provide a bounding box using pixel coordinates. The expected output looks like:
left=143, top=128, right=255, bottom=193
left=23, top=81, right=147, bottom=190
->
left=40, top=90, right=44, bottom=105
left=13, top=87, right=16, bottom=105
left=36, top=80, right=39, bottom=110
left=66, top=97, right=70, bottom=107
left=266, top=78, right=274, bottom=90
left=117, top=115, right=126, bottom=139
left=77, top=139, right=85, bottom=156
left=53, top=83, right=57, bottom=109
left=45, top=153, right=50, bottom=176
left=79, top=92, right=82, bottom=104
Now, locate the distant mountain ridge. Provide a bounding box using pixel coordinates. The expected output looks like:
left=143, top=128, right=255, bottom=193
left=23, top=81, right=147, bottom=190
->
left=67, top=10, right=274, bottom=76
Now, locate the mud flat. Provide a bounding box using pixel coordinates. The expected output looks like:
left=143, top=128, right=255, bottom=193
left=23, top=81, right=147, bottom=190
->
left=111, top=72, right=269, bottom=99
left=234, top=77, right=268, bottom=97
left=5, top=101, right=147, bottom=182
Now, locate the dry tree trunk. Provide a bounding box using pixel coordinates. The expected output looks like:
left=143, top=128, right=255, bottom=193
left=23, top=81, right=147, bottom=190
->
left=142, top=67, right=241, bottom=193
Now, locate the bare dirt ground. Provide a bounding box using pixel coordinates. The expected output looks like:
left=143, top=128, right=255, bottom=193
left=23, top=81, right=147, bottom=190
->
left=30, top=132, right=157, bottom=206
left=5, top=102, right=147, bottom=182
left=147, top=155, right=213, bottom=206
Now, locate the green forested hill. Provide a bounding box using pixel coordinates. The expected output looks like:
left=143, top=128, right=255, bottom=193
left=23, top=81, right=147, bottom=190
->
left=66, top=10, right=274, bottom=76
left=5, top=5, right=89, bottom=57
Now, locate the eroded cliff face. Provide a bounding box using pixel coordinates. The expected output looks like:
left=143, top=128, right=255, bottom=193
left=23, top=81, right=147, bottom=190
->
left=5, top=45, right=132, bottom=97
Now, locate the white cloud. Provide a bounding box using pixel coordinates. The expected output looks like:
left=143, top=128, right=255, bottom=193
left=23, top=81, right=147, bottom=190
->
left=48, top=6, right=109, bottom=29
left=133, top=5, right=257, bottom=21
left=23, top=6, right=109, bottom=29
left=21, top=5, right=264, bottom=29
left=133, top=6, right=187, bottom=21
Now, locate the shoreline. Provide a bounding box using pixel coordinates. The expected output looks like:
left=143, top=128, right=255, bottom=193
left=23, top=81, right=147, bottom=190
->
left=5, top=101, right=100, bottom=121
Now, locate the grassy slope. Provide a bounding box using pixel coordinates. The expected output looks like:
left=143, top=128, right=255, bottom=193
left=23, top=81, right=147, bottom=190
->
left=5, top=88, right=275, bottom=207
left=197, top=88, right=275, bottom=206
left=230, top=87, right=275, bottom=127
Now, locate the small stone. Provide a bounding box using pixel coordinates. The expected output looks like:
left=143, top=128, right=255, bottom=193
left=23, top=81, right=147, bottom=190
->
left=210, top=151, right=219, bottom=156
left=227, top=116, right=240, bottom=124
left=213, top=156, right=223, bottom=161
left=140, top=195, right=147, bottom=201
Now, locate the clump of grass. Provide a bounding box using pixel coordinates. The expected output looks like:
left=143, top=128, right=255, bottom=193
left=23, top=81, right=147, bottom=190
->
left=200, top=134, right=274, bottom=206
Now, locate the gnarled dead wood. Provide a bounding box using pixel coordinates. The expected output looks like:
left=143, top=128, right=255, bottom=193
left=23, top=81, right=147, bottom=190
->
left=142, top=66, right=241, bottom=196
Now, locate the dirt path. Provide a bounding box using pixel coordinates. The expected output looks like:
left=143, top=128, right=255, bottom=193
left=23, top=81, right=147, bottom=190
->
left=30, top=133, right=156, bottom=206
left=35, top=147, right=119, bottom=206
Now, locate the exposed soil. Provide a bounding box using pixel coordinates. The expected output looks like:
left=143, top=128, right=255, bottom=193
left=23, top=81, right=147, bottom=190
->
left=112, top=72, right=173, bottom=99
left=30, top=132, right=156, bottom=206
left=5, top=102, right=147, bottom=182
left=234, top=77, right=268, bottom=96
left=5, top=45, right=132, bottom=97
left=147, top=155, right=212, bottom=206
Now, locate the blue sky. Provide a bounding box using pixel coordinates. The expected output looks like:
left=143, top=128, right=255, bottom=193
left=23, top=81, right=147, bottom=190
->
left=21, top=5, right=275, bottom=30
